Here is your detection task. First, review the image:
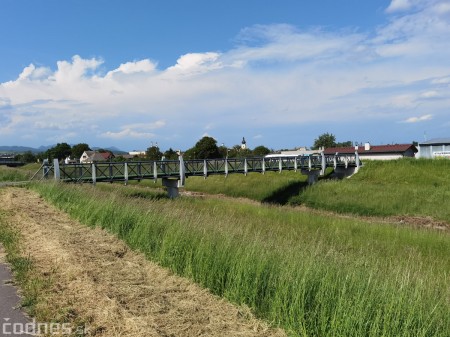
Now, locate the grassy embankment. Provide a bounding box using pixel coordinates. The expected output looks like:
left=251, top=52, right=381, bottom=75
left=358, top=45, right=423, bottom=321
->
left=0, top=163, right=42, bottom=182
left=293, top=159, right=450, bottom=221
left=183, top=170, right=309, bottom=203
left=30, top=181, right=450, bottom=337
left=132, top=168, right=333, bottom=203
left=0, top=165, right=30, bottom=182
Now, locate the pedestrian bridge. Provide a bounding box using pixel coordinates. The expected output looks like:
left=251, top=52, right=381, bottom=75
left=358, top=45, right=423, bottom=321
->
left=37, top=153, right=361, bottom=197
left=0, top=159, right=25, bottom=167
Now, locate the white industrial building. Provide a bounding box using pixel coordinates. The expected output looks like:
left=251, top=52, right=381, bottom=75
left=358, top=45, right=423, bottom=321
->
left=416, top=138, right=450, bottom=159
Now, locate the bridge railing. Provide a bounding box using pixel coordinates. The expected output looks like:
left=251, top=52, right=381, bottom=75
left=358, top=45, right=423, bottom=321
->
left=40, top=153, right=361, bottom=185
left=205, top=159, right=228, bottom=175
left=60, top=164, right=93, bottom=182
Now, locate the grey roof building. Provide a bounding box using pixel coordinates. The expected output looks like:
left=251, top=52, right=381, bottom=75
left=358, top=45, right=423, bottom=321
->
left=417, top=138, right=450, bottom=158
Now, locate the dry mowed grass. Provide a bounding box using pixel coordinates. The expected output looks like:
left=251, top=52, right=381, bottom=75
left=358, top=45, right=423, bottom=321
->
left=0, top=187, right=285, bottom=337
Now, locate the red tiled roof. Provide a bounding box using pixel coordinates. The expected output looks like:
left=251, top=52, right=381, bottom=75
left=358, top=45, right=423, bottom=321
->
left=100, top=152, right=113, bottom=159
left=324, top=144, right=417, bottom=155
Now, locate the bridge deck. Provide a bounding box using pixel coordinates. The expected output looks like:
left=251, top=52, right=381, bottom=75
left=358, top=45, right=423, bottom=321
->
left=38, top=154, right=361, bottom=184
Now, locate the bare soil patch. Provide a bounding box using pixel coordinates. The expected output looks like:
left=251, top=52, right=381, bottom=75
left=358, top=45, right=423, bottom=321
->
left=0, top=188, right=285, bottom=337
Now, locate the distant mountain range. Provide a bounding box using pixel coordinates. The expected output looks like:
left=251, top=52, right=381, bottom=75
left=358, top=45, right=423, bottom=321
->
left=0, top=145, right=127, bottom=154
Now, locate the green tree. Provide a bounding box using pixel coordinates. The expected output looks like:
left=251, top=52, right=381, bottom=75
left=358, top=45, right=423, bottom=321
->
left=190, top=136, right=220, bottom=159
left=218, top=145, right=229, bottom=158
left=313, top=133, right=336, bottom=150
left=49, top=143, right=72, bottom=160
left=227, top=145, right=242, bottom=158
left=336, top=141, right=353, bottom=147
left=146, top=146, right=163, bottom=160
left=15, top=151, right=36, bottom=163
left=235, top=148, right=252, bottom=158
left=163, top=148, right=178, bottom=160
left=252, top=145, right=271, bottom=157
left=71, top=143, right=91, bottom=159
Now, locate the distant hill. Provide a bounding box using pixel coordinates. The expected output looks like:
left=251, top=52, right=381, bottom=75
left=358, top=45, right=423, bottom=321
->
left=0, top=146, right=42, bottom=153
left=91, top=146, right=128, bottom=155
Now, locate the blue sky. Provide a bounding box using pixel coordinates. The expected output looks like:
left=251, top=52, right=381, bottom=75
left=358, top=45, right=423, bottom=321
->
left=1, top=0, right=449, bottom=151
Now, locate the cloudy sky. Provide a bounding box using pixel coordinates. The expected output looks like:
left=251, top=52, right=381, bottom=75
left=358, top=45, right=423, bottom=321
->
left=1, top=0, right=449, bottom=151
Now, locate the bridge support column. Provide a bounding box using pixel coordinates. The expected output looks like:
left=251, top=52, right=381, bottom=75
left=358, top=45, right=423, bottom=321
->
left=355, top=151, right=360, bottom=173
left=124, top=163, right=128, bottom=185
left=153, top=162, right=158, bottom=183
left=92, top=163, right=96, bottom=186
left=162, top=178, right=181, bottom=198
left=320, top=152, right=326, bottom=176
left=179, top=155, right=186, bottom=187
left=301, top=169, right=321, bottom=185
left=53, top=159, right=60, bottom=181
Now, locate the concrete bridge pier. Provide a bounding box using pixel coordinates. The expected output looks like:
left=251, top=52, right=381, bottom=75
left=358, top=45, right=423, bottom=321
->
left=162, top=178, right=183, bottom=198
left=161, top=155, right=186, bottom=198
left=301, top=169, right=321, bottom=185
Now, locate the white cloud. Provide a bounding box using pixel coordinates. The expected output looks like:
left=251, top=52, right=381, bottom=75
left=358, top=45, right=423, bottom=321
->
left=402, top=114, right=433, bottom=123
left=168, top=52, right=223, bottom=74
left=230, top=24, right=367, bottom=64
left=121, top=121, right=166, bottom=130
left=2, top=2, right=450, bottom=148
left=17, top=64, right=51, bottom=81
left=51, top=55, right=103, bottom=83
left=101, top=129, right=157, bottom=139
left=112, top=59, right=156, bottom=74
left=386, top=0, right=412, bottom=13
left=420, top=91, right=439, bottom=99
left=432, top=76, right=450, bottom=84
left=100, top=120, right=165, bottom=139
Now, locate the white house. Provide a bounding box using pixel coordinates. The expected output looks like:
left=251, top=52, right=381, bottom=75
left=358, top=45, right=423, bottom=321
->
left=80, top=151, right=114, bottom=163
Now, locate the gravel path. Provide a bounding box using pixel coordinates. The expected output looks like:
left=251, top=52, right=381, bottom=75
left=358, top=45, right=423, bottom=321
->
left=0, top=249, right=31, bottom=337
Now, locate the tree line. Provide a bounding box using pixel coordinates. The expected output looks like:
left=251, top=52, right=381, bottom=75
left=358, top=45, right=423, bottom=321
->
left=146, top=136, right=272, bottom=160
left=14, top=133, right=352, bottom=163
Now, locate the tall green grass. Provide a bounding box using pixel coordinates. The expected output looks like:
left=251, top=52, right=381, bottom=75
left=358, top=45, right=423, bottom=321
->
left=31, top=182, right=450, bottom=337
left=294, top=159, right=450, bottom=221
left=0, top=166, right=30, bottom=182
left=183, top=171, right=309, bottom=203
left=132, top=170, right=309, bottom=202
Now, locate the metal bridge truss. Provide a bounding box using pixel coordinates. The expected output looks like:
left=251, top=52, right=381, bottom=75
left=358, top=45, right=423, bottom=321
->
left=41, top=153, right=361, bottom=187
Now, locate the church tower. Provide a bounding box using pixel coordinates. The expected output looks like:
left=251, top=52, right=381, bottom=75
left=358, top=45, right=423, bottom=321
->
left=241, top=137, right=247, bottom=150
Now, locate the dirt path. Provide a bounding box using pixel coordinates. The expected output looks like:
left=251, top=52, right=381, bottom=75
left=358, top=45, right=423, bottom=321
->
left=0, top=188, right=285, bottom=337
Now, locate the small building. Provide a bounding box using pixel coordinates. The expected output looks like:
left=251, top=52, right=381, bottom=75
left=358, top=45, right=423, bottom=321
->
left=129, top=150, right=146, bottom=157
left=265, top=147, right=317, bottom=158
left=324, top=143, right=417, bottom=160
left=416, top=138, right=450, bottom=159
left=80, top=151, right=114, bottom=163
left=64, top=156, right=78, bottom=164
